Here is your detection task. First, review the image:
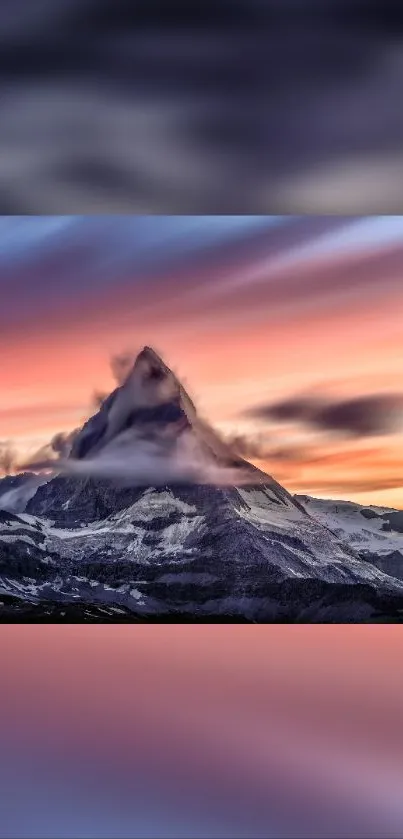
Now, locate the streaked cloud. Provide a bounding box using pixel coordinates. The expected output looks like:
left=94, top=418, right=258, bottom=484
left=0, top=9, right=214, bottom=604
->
left=1, top=1, right=403, bottom=213
left=247, top=393, right=403, bottom=439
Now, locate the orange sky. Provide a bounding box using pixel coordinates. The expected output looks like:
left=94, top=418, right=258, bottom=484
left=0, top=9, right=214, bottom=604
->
left=1, top=216, right=403, bottom=507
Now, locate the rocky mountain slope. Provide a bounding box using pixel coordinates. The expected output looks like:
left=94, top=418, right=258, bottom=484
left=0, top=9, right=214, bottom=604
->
left=296, top=495, right=403, bottom=582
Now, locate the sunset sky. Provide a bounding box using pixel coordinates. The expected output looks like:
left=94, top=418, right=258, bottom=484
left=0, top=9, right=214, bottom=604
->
left=1, top=215, right=403, bottom=507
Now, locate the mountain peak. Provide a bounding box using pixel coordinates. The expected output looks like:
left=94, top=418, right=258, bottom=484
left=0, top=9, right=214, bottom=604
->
left=135, top=345, right=166, bottom=366
left=71, top=345, right=196, bottom=460
left=69, top=345, right=272, bottom=489
left=131, top=346, right=174, bottom=384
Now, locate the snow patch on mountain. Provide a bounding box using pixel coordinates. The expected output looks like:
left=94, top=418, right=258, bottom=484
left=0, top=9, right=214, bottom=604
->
left=296, top=495, right=403, bottom=581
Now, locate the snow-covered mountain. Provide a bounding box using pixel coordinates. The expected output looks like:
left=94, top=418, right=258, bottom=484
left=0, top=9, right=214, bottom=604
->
left=296, top=495, right=403, bottom=582
left=2, top=346, right=403, bottom=622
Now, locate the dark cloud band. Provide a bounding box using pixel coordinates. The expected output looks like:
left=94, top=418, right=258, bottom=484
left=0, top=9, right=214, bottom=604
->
left=247, top=393, right=403, bottom=438
left=0, top=1, right=403, bottom=212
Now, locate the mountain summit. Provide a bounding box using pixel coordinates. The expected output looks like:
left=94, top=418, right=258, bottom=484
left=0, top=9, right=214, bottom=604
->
left=68, top=346, right=276, bottom=491
left=71, top=345, right=194, bottom=460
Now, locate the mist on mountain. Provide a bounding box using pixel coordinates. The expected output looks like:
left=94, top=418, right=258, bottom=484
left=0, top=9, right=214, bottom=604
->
left=22, top=346, right=256, bottom=489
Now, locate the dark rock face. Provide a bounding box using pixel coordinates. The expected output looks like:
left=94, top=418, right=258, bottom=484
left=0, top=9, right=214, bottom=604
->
left=359, top=506, right=403, bottom=535
left=359, top=508, right=379, bottom=520
left=27, top=475, right=147, bottom=524
left=3, top=480, right=403, bottom=623
left=380, top=511, right=403, bottom=534
left=0, top=472, right=35, bottom=498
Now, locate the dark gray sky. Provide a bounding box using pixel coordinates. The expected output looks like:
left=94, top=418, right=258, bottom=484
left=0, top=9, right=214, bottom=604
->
left=0, top=1, right=402, bottom=212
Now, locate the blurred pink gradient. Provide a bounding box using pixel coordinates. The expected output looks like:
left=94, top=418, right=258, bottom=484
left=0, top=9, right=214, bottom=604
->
left=1, top=626, right=403, bottom=837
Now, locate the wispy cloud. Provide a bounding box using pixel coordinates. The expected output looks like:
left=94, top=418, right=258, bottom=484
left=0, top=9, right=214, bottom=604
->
left=25, top=427, right=253, bottom=489
left=246, top=392, right=403, bottom=438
